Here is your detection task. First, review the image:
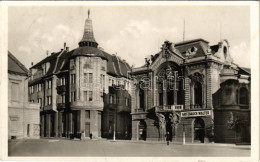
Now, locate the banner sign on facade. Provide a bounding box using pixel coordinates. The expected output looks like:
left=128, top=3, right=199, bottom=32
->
left=181, top=110, right=212, bottom=117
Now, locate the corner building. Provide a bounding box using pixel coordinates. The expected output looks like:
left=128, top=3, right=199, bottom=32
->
left=130, top=39, right=250, bottom=143
left=28, top=11, right=132, bottom=139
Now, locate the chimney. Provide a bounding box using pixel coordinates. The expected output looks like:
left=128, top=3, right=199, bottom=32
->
left=46, top=50, right=49, bottom=56
left=31, top=62, right=34, bottom=66
left=51, top=52, right=55, bottom=56
left=66, top=47, right=69, bottom=51
left=64, top=42, right=66, bottom=49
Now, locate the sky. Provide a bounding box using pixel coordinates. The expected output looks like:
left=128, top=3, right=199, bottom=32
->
left=8, top=6, right=251, bottom=69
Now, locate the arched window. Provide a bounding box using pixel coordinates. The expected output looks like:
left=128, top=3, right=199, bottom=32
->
left=239, top=87, right=248, bottom=105
left=167, top=84, right=174, bottom=105
left=158, top=82, right=163, bottom=106
left=194, top=81, right=202, bottom=108
left=139, top=88, right=145, bottom=110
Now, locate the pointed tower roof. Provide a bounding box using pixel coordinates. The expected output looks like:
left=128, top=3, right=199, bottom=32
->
left=78, top=9, right=98, bottom=47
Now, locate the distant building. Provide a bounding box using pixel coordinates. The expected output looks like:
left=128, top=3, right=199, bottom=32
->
left=8, top=51, right=40, bottom=139
left=130, top=39, right=250, bottom=144
left=28, top=10, right=132, bottom=139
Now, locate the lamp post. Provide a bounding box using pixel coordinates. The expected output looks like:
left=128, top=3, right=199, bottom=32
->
left=183, top=122, right=185, bottom=145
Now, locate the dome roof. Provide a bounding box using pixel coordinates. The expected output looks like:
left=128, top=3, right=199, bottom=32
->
left=71, top=46, right=108, bottom=61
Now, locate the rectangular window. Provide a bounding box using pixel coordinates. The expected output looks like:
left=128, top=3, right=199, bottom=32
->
left=48, top=80, right=52, bottom=89
left=39, top=84, right=42, bottom=92
left=10, top=120, right=17, bottom=132
left=36, top=84, right=39, bottom=92
left=159, top=93, right=163, bottom=106
left=88, top=91, right=93, bottom=101
left=71, top=74, right=76, bottom=84
left=11, top=82, right=19, bottom=101
left=84, top=73, right=88, bottom=83
left=47, top=96, right=52, bottom=105
left=85, top=110, right=90, bottom=119
left=27, top=124, right=30, bottom=137
left=109, top=95, right=114, bottom=104
left=62, top=94, right=65, bottom=104
left=89, top=73, right=93, bottom=83
left=70, top=92, right=73, bottom=102
left=38, top=98, right=42, bottom=107
left=125, top=98, right=128, bottom=106
left=84, top=91, right=88, bottom=101
left=63, top=78, right=66, bottom=85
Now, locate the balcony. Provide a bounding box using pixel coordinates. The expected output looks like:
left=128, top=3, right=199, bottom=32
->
left=155, top=105, right=183, bottom=112
left=57, top=85, right=66, bottom=94
left=134, top=108, right=145, bottom=113
left=57, top=103, right=66, bottom=109
left=117, top=105, right=131, bottom=113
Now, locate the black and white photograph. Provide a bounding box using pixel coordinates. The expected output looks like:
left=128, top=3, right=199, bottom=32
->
left=0, top=1, right=259, bottom=162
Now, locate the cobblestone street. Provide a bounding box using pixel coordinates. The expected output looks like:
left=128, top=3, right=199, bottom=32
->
left=8, top=139, right=250, bottom=157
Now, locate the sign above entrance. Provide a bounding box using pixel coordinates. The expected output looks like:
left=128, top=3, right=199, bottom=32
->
left=155, top=105, right=183, bottom=112
left=181, top=110, right=212, bottom=118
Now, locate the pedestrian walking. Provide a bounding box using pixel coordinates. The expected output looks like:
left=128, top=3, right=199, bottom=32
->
left=90, top=132, right=93, bottom=140
left=165, top=131, right=170, bottom=146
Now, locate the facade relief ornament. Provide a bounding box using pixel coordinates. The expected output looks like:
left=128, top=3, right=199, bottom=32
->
left=156, top=113, right=166, bottom=140
left=189, top=72, right=204, bottom=83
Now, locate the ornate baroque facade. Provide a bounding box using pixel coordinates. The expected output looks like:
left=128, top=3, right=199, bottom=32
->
left=130, top=39, right=250, bottom=143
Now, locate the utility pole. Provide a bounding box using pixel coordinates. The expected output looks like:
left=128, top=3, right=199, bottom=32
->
left=183, top=18, right=185, bottom=41
left=113, top=122, right=116, bottom=141
left=220, top=21, right=222, bottom=41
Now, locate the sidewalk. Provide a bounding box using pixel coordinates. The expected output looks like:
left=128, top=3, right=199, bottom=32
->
left=110, top=139, right=251, bottom=148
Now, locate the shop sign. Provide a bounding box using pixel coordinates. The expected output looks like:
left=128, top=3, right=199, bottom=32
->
left=181, top=110, right=212, bottom=117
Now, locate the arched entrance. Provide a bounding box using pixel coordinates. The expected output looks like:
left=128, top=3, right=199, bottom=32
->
left=138, top=120, right=147, bottom=141
left=193, top=118, right=205, bottom=143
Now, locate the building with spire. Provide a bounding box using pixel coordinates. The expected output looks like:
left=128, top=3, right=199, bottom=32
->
left=28, top=10, right=132, bottom=139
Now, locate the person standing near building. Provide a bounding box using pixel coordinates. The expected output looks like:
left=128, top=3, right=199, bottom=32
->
left=165, top=131, right=170, bottom=146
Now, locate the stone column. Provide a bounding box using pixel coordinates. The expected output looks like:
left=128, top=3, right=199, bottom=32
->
left=40, top=114, right=45, bottom=137
left=77, top=110, right=81, bottom=133
left=184, top=77, right=191, bottom=110
left=80, top=109, right=85, bottom=134
left=69, top=112, right=73, bottom=135
left=54, top=112, right=58, bottom=137
left=46, top=114, right=50, bottom=137
left=58, top=111, right=62, bottom=137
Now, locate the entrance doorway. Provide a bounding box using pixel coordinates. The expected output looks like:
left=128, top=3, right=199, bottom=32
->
left=193, top=118, right=205, bottom=143
left=85, top=123, right=90, bottom=137
left=138, top=120, right=146, bottom=141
